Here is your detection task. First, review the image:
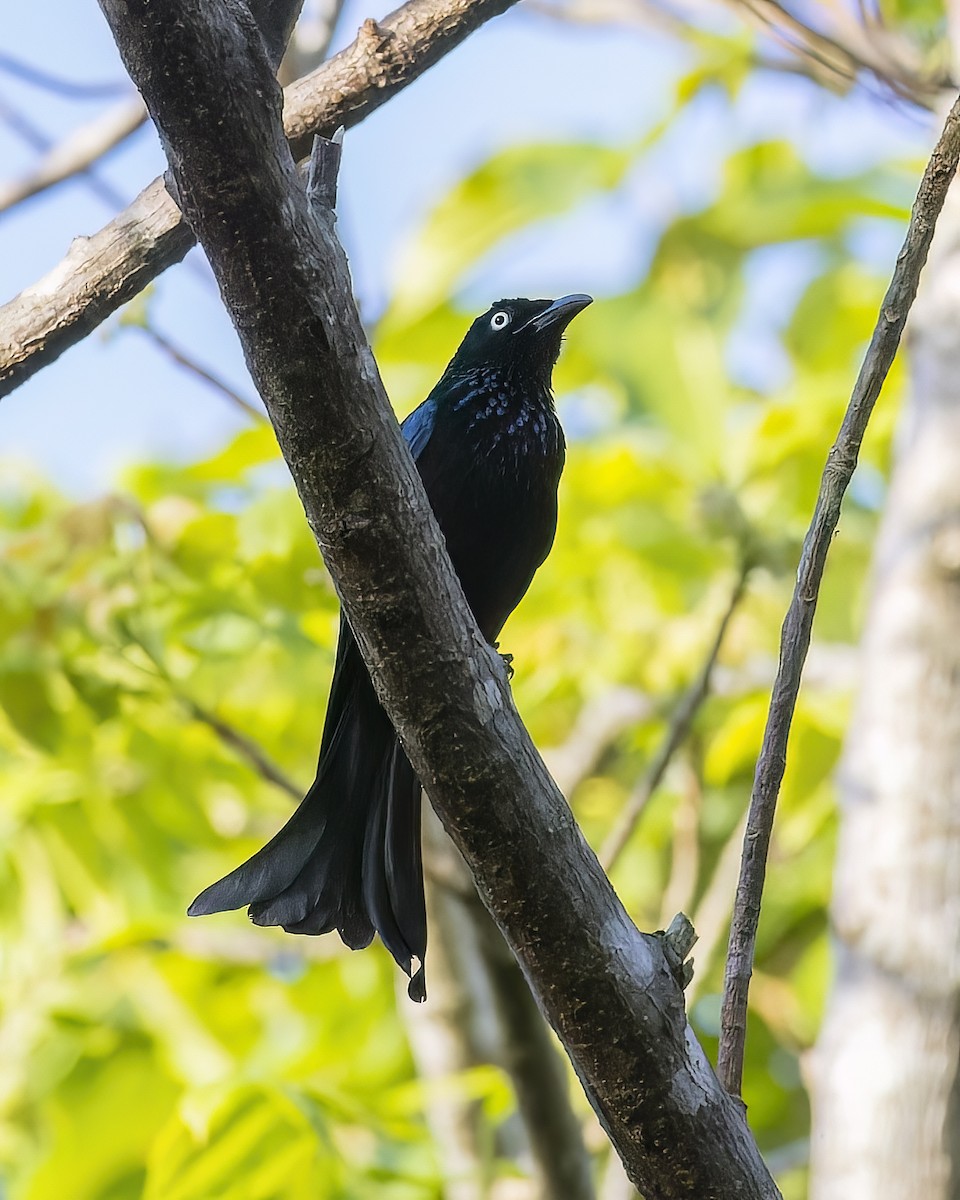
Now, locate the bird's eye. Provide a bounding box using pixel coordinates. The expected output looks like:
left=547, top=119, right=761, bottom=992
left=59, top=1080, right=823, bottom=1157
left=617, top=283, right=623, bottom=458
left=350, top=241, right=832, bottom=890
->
left=490, top=311, right=511, bottom=331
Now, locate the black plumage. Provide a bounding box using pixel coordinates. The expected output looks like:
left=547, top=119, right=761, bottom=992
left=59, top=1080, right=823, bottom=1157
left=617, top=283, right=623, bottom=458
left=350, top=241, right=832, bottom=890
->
left=188, top=294, right=592, bottom=1001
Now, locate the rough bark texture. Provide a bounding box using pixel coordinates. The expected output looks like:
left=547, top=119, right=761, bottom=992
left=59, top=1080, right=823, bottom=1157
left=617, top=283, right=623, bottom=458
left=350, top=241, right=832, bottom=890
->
left=0, top=0, right=519, bottom=398
left=809, top=157, right=960, bottom=1200
left=96, top=2, right=780, bottom=1195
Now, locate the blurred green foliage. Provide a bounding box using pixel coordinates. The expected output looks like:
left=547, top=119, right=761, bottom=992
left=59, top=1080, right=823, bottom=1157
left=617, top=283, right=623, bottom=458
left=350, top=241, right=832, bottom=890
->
left=0, top=56, right=916, bottom=1200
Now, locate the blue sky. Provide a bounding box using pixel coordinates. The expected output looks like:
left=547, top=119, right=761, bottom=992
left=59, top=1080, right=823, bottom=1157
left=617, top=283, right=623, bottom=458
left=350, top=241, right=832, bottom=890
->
left=0, top=0, right=928, bottom=494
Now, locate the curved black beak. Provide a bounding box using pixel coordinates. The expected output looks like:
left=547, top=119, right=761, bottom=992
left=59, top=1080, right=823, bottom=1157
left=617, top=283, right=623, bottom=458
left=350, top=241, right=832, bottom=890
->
left=523, top=293, right=593, bottom=334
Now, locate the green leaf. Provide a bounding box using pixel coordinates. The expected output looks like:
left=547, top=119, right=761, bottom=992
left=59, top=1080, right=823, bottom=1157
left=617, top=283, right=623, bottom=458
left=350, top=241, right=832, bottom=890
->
left=0, top=666, right=63, bottom=752
left=383, top=142, right=632, bottom=324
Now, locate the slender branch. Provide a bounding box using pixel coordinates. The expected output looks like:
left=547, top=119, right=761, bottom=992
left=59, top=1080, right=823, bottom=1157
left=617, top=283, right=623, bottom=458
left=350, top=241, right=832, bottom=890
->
left=0, top=90, right=128, bottom=212
left=716, top=91, right=960, bottom=1099
left=185, top=699, right=302, bottom=799
left=724, top=0, right=944, bottom=107
left=405, top=811, right=514, bottom=1200
left=0, top=97, right=147, bottom=215
left=133, top=323, right=265, bottom=420
left=279, top=0, right=346, bottom=85
left=96, top=1, right=779, bottom=1194
left=542, top=687, right=654, bottom=799
left=540, top=0, right=947, bottom=108
left=686, top=812, right=747, bottom=1007
left=658, top=756, right=703, bottom=930
left=0, top=52, right=129, bottom=99
left=120, top=626, right=301, bottom=797
left=420, top=805, right=598, bottom=1198
left=600, top=567, right=749, bottom=873
left=0, top=0, right=523, bottom=399
left=414, top=808, right=596, bottom=1199
left=542, top=644, right=856, bottom=806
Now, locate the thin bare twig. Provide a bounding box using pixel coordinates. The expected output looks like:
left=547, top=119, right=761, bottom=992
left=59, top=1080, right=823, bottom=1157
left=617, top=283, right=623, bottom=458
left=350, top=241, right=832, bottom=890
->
left=0, top=0, right=529, bottom=399
left=727, top=0, right=943, bottom=106
left=686, top=812, right=748, bottom=1008
left=134, top=324, right=265, bottom=420
left=185, top=699, right=302, bottom=799
left=540, top=0, right=946, bottom=108
left=0, top=90, right=128, bottom=213
left=0, top=96, right=146, bottom=215
left=0, top=52, right=129, bottom=99
left=658, top=755, right=703, bottom=930
left=414, top=808, right=596, bottom=1199
left=717, top=91, right=960, bottom=1098
left=600, top=567, right=749, bottom=873
left=468, top=883, right=597, bottom=1200
left=119, top=623, right=302, bottom=798
left=542, top=687, right=654, bottom=798
left=405, top=810, right=516, bottom=1200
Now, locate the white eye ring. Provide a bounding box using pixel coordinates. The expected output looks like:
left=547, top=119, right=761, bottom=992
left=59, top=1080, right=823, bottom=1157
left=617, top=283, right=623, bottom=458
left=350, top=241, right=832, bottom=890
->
left=490, top=311, right=510, bottom=330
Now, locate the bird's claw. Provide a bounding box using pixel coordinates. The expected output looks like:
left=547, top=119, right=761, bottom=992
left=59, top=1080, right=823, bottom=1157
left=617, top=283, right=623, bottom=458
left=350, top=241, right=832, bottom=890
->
left=492, top=642, right=515, bottom=680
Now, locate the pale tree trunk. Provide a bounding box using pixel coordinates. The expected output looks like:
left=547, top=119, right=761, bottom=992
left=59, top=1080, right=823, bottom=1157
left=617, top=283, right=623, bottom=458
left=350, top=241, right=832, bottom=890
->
left=809, top=165, right=960, bottom=1199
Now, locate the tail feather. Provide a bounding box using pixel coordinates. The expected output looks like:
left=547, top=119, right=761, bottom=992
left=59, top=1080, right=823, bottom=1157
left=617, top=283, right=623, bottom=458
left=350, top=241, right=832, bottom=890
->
left=361, top=742, right=427, bottom=1000
left=188, top=678, right=365, bottom=920
left=187, top=792, right=325, bottom=917
left=188, top=633, right=428, bottom=998
left=384, top=745, right=427, bottom=1001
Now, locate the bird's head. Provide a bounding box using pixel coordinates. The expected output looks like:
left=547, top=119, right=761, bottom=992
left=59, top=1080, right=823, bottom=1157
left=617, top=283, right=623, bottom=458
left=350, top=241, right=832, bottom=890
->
left=448, top=294, right=592, bottom=382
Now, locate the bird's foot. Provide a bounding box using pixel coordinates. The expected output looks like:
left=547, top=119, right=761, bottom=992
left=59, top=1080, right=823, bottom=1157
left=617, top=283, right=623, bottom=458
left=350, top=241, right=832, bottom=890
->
left=492, top=642, right=515, bottom=680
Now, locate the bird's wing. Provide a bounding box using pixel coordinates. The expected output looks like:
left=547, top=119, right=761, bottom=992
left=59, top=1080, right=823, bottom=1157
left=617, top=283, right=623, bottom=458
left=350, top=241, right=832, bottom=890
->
left=401, top=399, right=437, bottom=462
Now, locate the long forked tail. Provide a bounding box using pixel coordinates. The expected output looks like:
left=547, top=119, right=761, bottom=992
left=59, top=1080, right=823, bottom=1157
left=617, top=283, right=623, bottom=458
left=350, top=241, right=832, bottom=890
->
left=188, top=646, right=428, bottom=1001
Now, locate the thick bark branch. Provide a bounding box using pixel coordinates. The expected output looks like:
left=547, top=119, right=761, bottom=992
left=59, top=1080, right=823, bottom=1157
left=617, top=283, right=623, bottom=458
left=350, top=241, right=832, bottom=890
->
left=0, top=0, right=519, bottom=399
left=717, top=92, right=960, bottom=1098
left=96, top=2, right=779, bottom=1196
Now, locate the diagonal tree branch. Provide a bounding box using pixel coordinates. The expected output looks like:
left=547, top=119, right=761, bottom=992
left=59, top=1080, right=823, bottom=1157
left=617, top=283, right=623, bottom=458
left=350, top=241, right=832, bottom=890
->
left=600, top=565, right=750, bottom=873
left=717, top=90, right=960, bottom=1099
left=248, top=0, right=307, bottom=69
left=132, top=322, right=265, bottom=420
left=0, top=52, right=129, bottom=100
left=0, top=0, right=522, bottom=400
left=0, top=96, right=147, bottom=216
left=0, top=90, right=129, bottom=213
left=96, top=1, right=779, bottom=1195
left=185, top=698, right=302, bottom=799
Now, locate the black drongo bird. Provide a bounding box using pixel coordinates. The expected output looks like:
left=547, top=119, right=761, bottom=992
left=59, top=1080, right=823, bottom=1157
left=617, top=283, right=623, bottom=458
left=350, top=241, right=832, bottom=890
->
left=188, top=294, right=592, bottom=1001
